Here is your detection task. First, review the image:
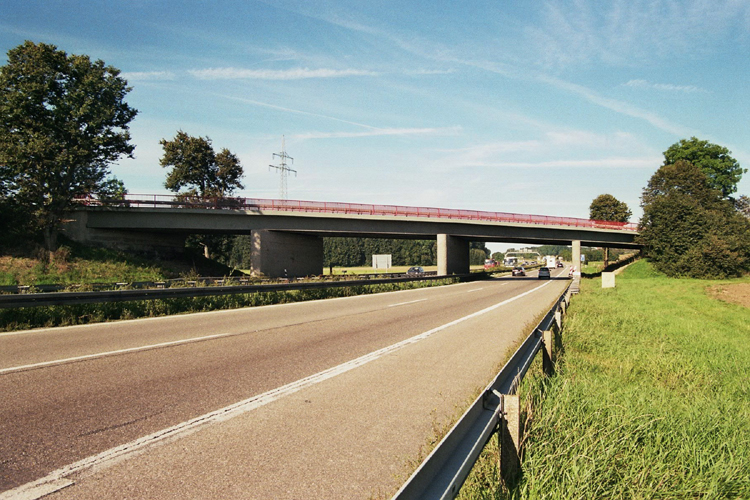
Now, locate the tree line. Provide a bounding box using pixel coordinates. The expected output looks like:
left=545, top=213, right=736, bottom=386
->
left=1, top=41, right=748, bottom=278
left=206, top=237, right=489, bottom=270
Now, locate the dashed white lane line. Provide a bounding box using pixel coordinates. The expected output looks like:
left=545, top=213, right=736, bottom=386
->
left=1, top=280, right=553, bottom=500
left=387, top=298, right=428, bottom=308
left=0, top=333, right=233, bottom=375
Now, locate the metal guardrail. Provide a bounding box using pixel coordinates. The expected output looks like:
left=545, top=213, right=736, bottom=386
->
left=0, top=272, right=439, bottom=295
left=74, top=194, right=639, bottom=232
left=0, top=272, right=463, bottom=309
left=392, top=282, right=572, bottom=500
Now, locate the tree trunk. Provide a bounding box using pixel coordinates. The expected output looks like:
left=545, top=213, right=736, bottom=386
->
left=43, top=226, right=58, bottom=253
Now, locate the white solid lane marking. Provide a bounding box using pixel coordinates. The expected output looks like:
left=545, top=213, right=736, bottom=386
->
left=387, top=298, right=428, bottom=308
left=2, top=280, right=553, bottom=500
left=0, top=333, right=232, bottom=375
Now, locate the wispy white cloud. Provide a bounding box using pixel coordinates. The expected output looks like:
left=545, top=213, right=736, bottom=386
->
left=213, top=93, right=462, bottom=141
left=188, top=67, right=378, bottom=80
left=622, top=79, right=709, bottom=94
left=120, top=71, right=176, bottom=81
left=289, top=6, right=693, bottom=136
left=291, top=126, right=462, bottom=140
left=404, top=68, right=456, bottom=76
left=439, top=55, right=694, bottom=136
left=431, top=130, right=659, bottom=173
left=213, top=93, right=380, bottom=130
left=460, top=157, right=659, bottom=170
left=536, top=74, right=693, bottom=136
left=525, top=0, right=750, bottom=69
left=440, top=130, right=645, bottom=157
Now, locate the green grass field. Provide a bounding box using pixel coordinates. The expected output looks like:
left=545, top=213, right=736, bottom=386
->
left=458, top=259, right=750, bottom=499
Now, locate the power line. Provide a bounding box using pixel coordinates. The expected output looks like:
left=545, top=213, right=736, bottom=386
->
left=269, top=136, right=296, bottom=199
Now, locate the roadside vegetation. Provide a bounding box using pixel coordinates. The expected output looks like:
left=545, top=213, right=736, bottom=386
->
left=639, top=139, right=750, bottom=279
left=0, top=277, right=458, bottom=332
left=458, top=259, right=750, bottom=499
left=0, top=245, right=461, bottom=332
left=0, top=239, right=236, bottom=286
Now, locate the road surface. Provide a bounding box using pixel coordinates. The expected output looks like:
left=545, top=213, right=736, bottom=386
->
left=0, top=268, right=570, bottom=499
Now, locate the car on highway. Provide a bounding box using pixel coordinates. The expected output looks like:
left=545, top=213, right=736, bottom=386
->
left=538, top=267, right=551, bottom=279
left=556, top=261, right=564, bottom=268
left=511, top=266, right=526, bottom=276
left=406, top=266, right=424, bottom=275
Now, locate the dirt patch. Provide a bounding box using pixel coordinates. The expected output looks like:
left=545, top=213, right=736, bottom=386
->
left=707, top=283, right=750, bottom=308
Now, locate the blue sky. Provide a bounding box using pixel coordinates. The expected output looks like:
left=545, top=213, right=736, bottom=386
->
left=2, top=0, right=749, bottom=237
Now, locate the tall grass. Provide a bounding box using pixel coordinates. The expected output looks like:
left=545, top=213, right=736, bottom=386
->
left=458, top=260, right=750, bottom=499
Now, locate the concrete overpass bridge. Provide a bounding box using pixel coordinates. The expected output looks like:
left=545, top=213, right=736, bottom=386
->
left=64, top=195, right=641, bottom=278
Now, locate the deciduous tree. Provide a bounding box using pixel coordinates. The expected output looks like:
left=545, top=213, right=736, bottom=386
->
left=160, top=131, right=245, bottom=259
left=160, top=131, right=244, bottom=198
left=639, top=160, right=750, bottom=278
left=589, top=194, right=632, bottom=222
left=736, top=195, right=750, bottom=219
left=0, top=41, right=137, bottom=251
left=663, top=137, right=746, bottom=199
left=589, top=194, right=631, bottom=265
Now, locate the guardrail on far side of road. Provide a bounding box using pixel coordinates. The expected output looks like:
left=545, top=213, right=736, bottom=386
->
left=0, top=273, right=476, bottom=309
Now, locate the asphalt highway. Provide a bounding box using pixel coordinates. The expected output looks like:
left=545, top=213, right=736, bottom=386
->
left=0, top=268, right=570, bottom=499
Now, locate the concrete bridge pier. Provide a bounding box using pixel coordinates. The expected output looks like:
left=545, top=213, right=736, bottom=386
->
left=437, top=234, right=470, bottom=276
left=571, top=240, right=581, bottom=276
left=251, top=230, right=324, bottom=278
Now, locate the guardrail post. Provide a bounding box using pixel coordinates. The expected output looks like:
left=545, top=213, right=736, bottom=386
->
left=554, top=310, right=562, bottom=331
left=499, top=394, right=521, bottom=486
left=542, top=330, right=554, bottom=376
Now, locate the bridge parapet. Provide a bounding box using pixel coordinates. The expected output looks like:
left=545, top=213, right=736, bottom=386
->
left=73, top=195, right=639, bottom=232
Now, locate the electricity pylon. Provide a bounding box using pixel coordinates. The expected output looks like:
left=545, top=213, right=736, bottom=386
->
left=269, top=136, right=296, bottom=200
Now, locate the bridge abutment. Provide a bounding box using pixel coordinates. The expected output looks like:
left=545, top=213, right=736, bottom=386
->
left=251, top=230, right=324, bottom=278
left=62, top=210, right=186, bottom=258
left=437, top=234, right=470, bottom=275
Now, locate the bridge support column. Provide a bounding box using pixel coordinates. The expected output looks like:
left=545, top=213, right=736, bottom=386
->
left=572, top=240, right=581, bottom=276
left=437, top=234, right=470, bottom=276
left=251, top=230, right=323, bottom=278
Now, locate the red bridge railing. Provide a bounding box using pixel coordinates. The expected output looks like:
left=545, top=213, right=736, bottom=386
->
left=75, top=194, right=639, bottom=232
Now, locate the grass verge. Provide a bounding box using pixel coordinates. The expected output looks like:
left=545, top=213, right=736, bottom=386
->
left=458, top=259, right=750, bottom=499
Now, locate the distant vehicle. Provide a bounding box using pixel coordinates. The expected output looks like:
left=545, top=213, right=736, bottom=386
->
left=538, top=267, right=551, bottom=279
left=406, top=266, right=424, bottom=275
left=512, top=267, right=526, bottom=276
left=545, top=256, right=556, bottom=269
left=484, top=259, right=498, bottom=270
left=556, top=261, right=564, bottom=268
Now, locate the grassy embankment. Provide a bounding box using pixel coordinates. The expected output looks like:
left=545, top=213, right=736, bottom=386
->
left=0, top=242, right=232, bottom=286
left=458, top=259, right=750, bottom=499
